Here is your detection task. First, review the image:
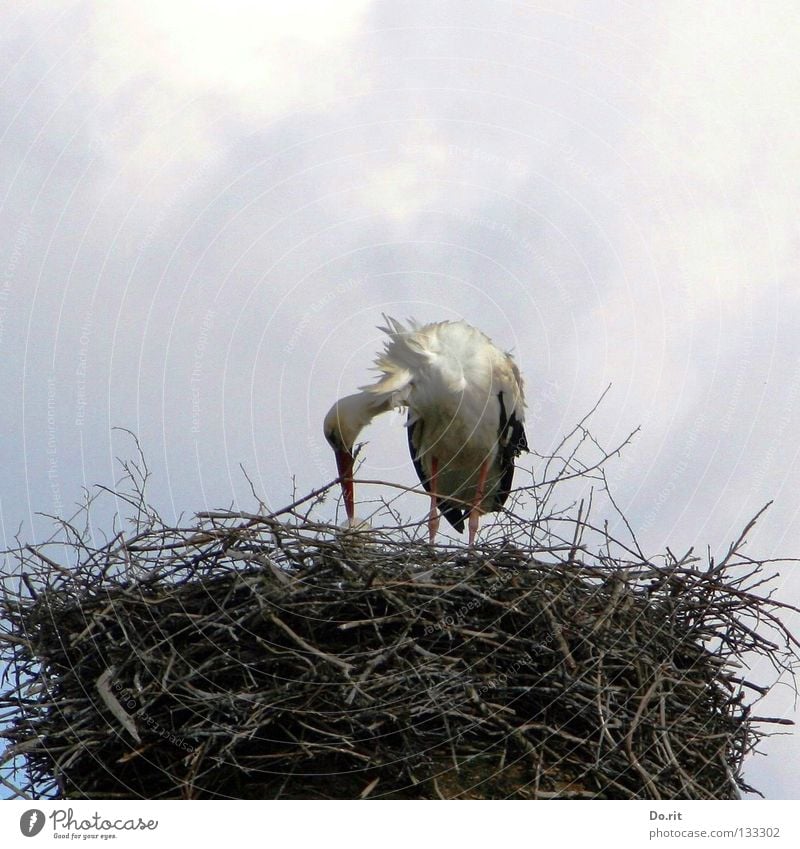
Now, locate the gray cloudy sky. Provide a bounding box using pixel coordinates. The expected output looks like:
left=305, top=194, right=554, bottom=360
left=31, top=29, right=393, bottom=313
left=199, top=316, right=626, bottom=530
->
left=1, top=1, right=799, bottom=798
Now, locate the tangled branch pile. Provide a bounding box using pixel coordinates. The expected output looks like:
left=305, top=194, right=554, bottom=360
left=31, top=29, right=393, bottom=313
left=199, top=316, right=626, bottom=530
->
left=1, top=481, right=797, bottom=799
left=2, top=415, right=798, bottom=800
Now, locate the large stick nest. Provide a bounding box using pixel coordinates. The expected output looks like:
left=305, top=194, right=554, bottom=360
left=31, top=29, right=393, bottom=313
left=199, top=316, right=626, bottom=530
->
left=1, top=426, right=798, bottom=799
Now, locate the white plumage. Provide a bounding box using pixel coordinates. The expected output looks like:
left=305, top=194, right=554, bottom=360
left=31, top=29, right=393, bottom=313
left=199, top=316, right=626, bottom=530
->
left=323, top=316, right=528, bottom=544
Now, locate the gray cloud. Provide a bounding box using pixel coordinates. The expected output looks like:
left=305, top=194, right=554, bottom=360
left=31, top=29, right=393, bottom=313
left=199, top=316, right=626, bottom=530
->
left=1, top=0, right=798, bottom=797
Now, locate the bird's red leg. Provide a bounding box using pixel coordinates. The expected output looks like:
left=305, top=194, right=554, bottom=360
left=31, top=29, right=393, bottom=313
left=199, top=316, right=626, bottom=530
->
left=468, top=459, right=490, bottom=546
left=428, top=456, right=440, bottom=544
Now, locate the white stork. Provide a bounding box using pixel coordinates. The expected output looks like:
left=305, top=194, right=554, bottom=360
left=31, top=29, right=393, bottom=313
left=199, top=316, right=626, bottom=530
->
left=323, top=316, right=528, bottom=545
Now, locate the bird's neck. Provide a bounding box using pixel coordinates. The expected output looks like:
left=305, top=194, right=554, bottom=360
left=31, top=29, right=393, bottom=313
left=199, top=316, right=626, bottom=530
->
left=336, top=392, right=392, bottom=446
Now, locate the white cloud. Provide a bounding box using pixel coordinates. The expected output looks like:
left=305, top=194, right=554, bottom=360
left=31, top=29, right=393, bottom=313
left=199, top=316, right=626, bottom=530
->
left=90, top=0, right=372, bottom=105
left=630, top=1, right=800, bottom=311
left=85, top=0, right=374, bottom=186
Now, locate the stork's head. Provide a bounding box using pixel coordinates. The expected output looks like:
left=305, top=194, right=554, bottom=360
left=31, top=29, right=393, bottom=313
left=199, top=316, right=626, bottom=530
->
left=323, top=394, right=369, bottom=521
left=324, top=391, right=393, bottom=522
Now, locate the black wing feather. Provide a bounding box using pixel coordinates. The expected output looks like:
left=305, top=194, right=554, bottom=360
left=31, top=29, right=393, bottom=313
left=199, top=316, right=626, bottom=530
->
left=495, top=392, right=528, bottom=510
